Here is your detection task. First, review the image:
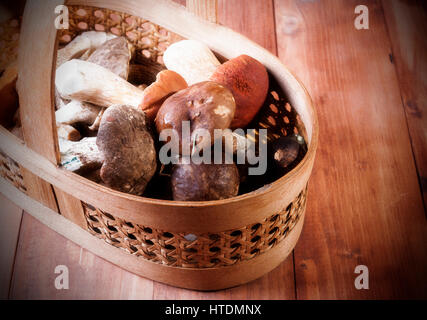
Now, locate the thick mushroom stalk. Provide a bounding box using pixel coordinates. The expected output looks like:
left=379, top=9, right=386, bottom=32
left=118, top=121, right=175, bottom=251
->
left=57, top=123, right=81, bottom=141
left=55, top=100, right=102, bottom=126
left=97, top=105, right=157, bottom=195
left=59, top=137, right=104, bottom=174
left=56, top=31, right=117, bottom=67
left=55, top=59, right=144, bottom=108
left=55, top=36, right=131, bottom=133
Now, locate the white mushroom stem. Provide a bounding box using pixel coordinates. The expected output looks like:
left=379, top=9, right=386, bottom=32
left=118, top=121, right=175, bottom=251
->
left=57, top=124, right=81, bottom=141
left=56, top=59, right=144, bottom=108
left=163, top=40, right=221, bottom=85
left=59, top=137, right=104, bottom=173
left=56, top=31, right=117, bottom=67
left=55, top=100, right=102, bottom=126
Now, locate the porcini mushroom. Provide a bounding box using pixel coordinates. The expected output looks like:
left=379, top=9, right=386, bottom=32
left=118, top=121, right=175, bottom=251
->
left=59, top=137, right=104, bottom=174
left=97, top=105, right=157, bottom=195
left=210, top=54, right=269, bottom=129
left=163, top=40, right=221, bottom=85
left=155, top=81, right=236, bottom=155
left=57, top=123, right=81, bottom=141
left=171, top=160, right=240, bottom=201
left=55, top=59, right=145, bottom=108
left=139, top=70, right=188, bottom=122
left=87, top=37, right=131, bottom=79
left=55, top=100, right=102, bottom=126
left=56, top=31, right=117, bottom=67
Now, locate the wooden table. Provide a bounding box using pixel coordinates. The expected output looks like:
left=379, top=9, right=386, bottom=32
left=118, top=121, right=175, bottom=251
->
left=1, top=0, right=426, bottom=299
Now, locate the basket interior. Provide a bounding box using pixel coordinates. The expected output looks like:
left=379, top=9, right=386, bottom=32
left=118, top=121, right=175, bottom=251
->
left=56, top=5, right=309, bottom=199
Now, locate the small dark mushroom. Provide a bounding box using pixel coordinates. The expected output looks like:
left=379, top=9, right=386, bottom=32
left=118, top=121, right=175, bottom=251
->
left=97, top=105, right=157, bottom=195
left=270, top=135, right=304, bottom=175
left=171, top=160, right=239, bottom=201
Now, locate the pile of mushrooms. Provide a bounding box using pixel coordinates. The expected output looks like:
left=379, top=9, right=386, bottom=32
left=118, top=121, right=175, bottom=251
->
left=54, top=34, right=298, bottom=201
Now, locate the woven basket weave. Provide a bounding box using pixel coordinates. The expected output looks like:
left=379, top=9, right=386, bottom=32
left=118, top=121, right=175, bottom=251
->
left=0, top=0, right=318, bottom=290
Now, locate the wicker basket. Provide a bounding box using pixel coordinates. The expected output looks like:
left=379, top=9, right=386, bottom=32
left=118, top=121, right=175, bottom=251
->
left=0, top=0, right=318, bottom=290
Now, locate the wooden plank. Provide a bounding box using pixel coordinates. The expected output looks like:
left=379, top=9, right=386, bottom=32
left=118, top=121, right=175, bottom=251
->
left=274, top=0, right=427, bottom=299
left=153, top=0, right=295, bottom=299
left=186, top=0, right=217, bottom=23
left=217, top=0, right=277, bottom=54
left=0, top=194, right=22, bottom=299
left=10, top=213, right=154, bottom=299
left=154, top=258, right=295, bottom=299
left=381, top=0, right=427, bottom=210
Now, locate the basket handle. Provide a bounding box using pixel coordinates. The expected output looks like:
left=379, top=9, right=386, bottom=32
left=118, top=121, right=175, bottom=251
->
left=17, top=0, right=63, bottom=165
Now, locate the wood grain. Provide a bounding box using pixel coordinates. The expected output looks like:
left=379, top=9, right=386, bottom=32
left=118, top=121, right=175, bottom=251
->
left=186, top=0, right=217, bottom=23
left=17, top=0, right=62, bottom=211
left=217, top=0, right=277, bottom=55
left=274, top=0, right=427, bottom=299
left=53, top=187, right=87, bottom=229
left=9, top=213, right=154, bottom=300
left=382, top=0, right=427, bottom=211
left=0, top=194, right=22, bottom=299
left=20, top=167, right=58, bottom=211
left=17, top=0, right=62, bottom=164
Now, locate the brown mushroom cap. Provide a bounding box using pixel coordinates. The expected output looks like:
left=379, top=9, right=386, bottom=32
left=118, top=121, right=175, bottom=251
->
left=139, top=70, right=188, bottom=122
left=155, top=81, right=236, bottom=155
left=210, top=54, right=269, bottom=129
left=97, top=104, right=157, bottom=195
left=171, top=160, right=240, bottom=201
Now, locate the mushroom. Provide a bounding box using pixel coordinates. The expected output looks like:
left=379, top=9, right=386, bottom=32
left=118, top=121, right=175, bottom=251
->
left=55, top=100, right=102, bottom=126
left=57, top=123, right=81, bottom=141
left=97, top=104, right=157, bottom=195
left=269, top=135, right=305, bottom=175
left=87, top=37, right=131, bottom=80
left=139, top=70, right=188, bottom=122
left=59, top=137, right=104, bottom=174
left=55, top=59, right=145, bottom=108
left=171, top=160, right=240, bottom=201
left=56, top=31, right=117, bottom=67
left=56, top=37, right=131, bottom=130
left=210, top=54, right=269, bottom=129
left=163, top=40, right=221, bottom=85
left=155, top=81, right=236, bottom=155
